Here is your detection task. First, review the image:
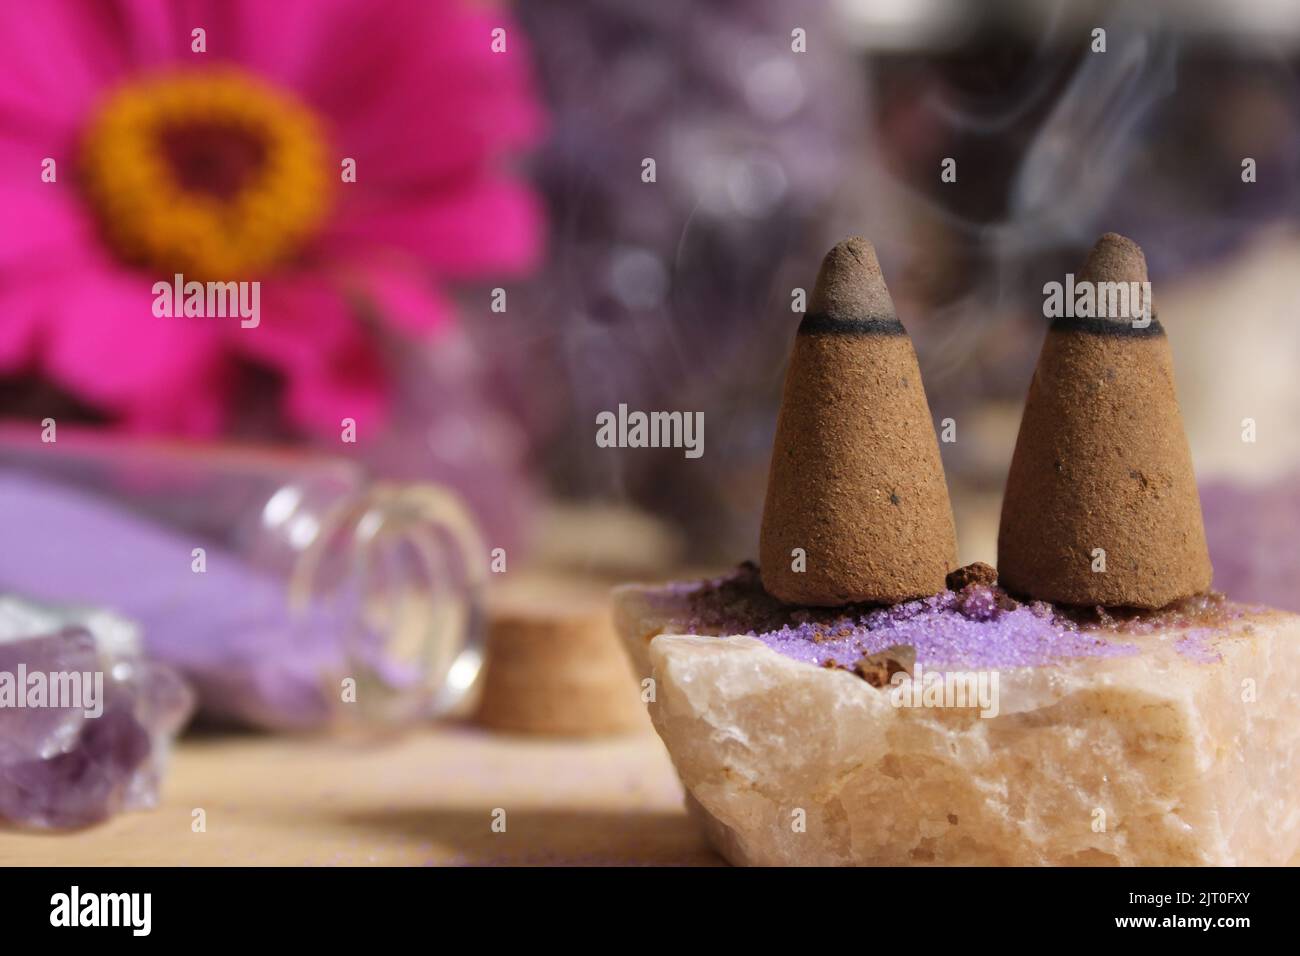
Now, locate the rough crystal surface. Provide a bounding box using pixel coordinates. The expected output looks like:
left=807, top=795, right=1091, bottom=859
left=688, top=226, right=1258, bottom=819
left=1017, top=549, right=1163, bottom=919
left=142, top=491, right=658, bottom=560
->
left=614, top=572, right=1300, bottom=866
left=0, top=596, right=194, bottom=829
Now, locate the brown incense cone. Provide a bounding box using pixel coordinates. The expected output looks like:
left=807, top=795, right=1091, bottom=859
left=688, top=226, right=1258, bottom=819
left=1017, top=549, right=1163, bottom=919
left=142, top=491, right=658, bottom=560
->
left=759, top=237, right=957, bottom=606
left=998, top=233, right=1212, bottom=608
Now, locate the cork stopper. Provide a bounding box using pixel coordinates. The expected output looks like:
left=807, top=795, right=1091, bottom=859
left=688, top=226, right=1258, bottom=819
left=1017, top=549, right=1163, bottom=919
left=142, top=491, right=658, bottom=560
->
left=997, top=233, right=1212, bottom=608
left=759, top=238, right=958, bottom=606
left=477, top=578, right=646, bottom=737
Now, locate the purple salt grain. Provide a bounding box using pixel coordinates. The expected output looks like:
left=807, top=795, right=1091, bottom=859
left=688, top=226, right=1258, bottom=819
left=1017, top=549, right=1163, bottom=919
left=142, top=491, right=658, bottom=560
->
left=957, top=586, right=998, bottom=621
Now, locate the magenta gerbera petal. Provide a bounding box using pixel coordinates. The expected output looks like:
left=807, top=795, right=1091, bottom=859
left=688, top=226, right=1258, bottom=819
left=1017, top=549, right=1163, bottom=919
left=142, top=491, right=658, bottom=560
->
left=344, top=258, right=457, bottom=336
left=229, top=277, right=359, bottom=371
left=0, top=181, right=96, bottom=267
left=0, top=284, right=49, bottom=370
left=282, top=353, right=389, bottom=439
left=38, top=266, right=227, bottom=418
left=327, top=176, right=546, bottom=280
left=0, top=0, right=128, bottom=131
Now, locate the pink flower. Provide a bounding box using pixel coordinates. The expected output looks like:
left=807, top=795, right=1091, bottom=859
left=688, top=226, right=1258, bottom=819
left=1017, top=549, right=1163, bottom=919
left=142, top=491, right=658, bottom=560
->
left=0, top=0, right=544, bottom=435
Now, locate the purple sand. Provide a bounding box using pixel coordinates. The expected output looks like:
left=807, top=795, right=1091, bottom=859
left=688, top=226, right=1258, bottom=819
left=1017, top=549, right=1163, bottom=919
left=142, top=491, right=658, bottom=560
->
left=0, top=473, right=345, bottom=730
left=653, top=564, right=1253, bottom=670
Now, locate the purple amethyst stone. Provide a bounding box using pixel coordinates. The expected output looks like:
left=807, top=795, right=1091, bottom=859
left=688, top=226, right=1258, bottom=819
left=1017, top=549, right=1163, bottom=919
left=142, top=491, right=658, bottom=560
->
left=0, top=598, right=193, bottom=829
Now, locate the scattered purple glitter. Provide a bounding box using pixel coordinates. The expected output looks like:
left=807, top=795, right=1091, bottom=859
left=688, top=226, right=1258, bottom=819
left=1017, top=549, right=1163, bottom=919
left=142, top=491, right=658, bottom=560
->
left=662, top=563, right=1255, bottom=670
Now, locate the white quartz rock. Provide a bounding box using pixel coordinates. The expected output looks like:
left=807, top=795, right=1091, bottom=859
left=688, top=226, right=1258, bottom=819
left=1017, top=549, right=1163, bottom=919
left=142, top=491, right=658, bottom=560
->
left=614, top=584, right=1300, bottom=866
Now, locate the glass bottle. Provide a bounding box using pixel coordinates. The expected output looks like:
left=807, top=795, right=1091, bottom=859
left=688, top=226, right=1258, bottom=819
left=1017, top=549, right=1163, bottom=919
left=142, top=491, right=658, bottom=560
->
left=0, top=421, right=486, bottom=731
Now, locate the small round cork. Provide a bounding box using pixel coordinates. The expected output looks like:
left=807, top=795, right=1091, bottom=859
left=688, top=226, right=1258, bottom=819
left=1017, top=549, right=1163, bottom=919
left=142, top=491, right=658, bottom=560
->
left=997, top=233, right=1212, bottom=608
left=475, top=584, right=647, bottom=736
left=759, top=237, right=957, bottom=606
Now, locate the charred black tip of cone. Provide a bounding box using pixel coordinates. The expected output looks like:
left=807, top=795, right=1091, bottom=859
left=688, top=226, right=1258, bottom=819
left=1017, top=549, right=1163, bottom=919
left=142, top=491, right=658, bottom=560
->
left=1050, top=232, right=1158, bottom=336
left=802, top=236, right=902, bottom=335
left=1081, top=232, right=1148, bottom=286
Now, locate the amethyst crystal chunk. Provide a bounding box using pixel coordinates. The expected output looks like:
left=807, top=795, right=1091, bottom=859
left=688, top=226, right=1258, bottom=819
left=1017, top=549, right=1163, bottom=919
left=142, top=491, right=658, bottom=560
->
left=0, top=597, right=193, bottom=829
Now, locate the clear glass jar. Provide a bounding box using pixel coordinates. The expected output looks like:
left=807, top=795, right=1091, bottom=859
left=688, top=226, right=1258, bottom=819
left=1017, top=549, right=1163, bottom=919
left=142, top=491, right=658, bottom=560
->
left=0, top=422, right=486, bottom=730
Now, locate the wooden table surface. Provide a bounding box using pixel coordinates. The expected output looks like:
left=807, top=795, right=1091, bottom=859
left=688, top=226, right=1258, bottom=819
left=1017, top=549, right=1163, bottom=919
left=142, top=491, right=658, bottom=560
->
left=0, top=723, right=721, bottom=866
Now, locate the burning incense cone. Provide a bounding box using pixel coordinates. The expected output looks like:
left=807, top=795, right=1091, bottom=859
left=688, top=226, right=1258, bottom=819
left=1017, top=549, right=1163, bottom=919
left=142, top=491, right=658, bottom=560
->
left=998, top=233, right=1212, bottom=608
left=759, top=237, right=957, bottom=606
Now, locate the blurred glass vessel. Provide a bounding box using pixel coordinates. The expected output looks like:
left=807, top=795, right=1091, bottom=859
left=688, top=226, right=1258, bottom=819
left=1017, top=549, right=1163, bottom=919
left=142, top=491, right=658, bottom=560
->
left=0, top=422, right=486, bottom=731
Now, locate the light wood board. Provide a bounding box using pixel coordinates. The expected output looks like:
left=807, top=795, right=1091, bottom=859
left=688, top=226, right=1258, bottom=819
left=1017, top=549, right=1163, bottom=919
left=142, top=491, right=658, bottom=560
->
left=0, top=723, right=720, bottom=866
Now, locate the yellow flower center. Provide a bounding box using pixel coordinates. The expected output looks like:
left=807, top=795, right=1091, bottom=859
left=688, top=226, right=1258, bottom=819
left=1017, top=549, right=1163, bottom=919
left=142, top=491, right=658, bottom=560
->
left=80, top=69, right=332, bottom=280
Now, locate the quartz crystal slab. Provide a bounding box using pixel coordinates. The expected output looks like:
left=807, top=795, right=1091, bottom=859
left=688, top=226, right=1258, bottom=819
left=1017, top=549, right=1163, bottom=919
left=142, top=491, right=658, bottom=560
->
left=613, top=567, right=1300, bottom=866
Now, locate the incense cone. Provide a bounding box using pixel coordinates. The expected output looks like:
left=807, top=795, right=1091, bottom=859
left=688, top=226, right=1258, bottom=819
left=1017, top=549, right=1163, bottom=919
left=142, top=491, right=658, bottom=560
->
left=759, top=237, right=957, bottom=606
left=998, top=233, right=1212, bottom=608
